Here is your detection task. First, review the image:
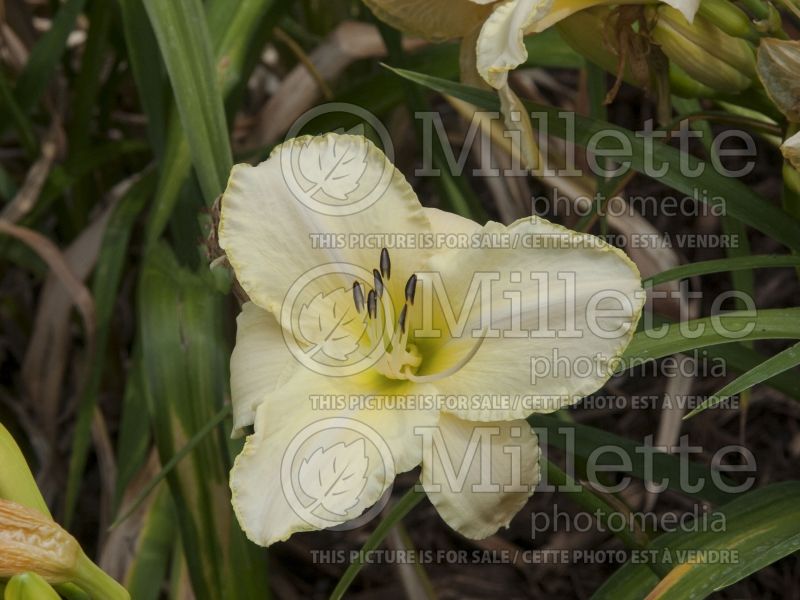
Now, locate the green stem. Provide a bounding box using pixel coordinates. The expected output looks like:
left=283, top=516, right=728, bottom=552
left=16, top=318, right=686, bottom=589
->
left=330, top=488, right=425, bottom=600
left=544, top=459, right=646, bottom=551
left=71, top=553, right=130, bottom=600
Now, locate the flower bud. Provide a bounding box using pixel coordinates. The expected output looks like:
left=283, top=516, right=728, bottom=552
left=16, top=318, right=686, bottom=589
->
left=757, top=38, right=800, bottom=122
left=782, top=131, right=800, bottom=171
left=0, top=498, right=130, bottom=599
left=669, top=63, right=719, bottom=98
left=697, top=0, right=759, bottom=42
left=4, top=573, right=61, bottom=600
left=653, top=6, right=756, bottom=93
left=0, top=499, right=79, bottom=582
left=0, top=423, right=50, bottom=516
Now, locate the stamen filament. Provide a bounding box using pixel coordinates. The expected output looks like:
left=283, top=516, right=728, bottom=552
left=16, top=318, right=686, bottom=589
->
left=373, top=269, right=384, bottom=298
left=398, top=304, right=408, bottom=334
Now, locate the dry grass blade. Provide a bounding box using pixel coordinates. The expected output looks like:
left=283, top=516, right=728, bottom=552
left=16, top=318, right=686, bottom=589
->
left=92, top=408, right=117, bottom=543
left=19, top=193, right=122, bottom=444
left=0, top=120, right=61, bottom=223
left=243, top=21, right=425, bottom=150
left=0, top=217, right=97, bottom=501
left=0, top=220, right=95, bottom=340
left=99, top=451, right=160, bottom=581
left=2, top=219, right=96, bottom=437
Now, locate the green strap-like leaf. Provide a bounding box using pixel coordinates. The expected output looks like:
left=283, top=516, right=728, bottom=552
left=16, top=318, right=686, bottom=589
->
left=686, top=341, right=800, bottom=418
left=591, top=481, right=800, bottom=599
left=119, top=0, right=168, bottom=160
left=142, top=0, right=233, bottom=202
left=621, top=308, right=800, bottom=367
left=64, top=172, right=156, bottom=526
left=122, top=487, right=177, bottom=600
left=138, top=244, right=267, bottom=599
left=644, top=255, right=800, bottom=287
left=141, top=0, right=286, bottom=247
left=110, top=404, right=232, bottom=530
left=701, top=342, right=800, bottom=400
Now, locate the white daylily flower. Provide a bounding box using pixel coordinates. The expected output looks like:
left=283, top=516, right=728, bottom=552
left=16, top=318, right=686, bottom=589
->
left=219, top=133, right=643, bottom=546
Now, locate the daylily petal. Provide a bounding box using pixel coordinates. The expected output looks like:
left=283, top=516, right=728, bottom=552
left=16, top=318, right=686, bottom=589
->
left=525, top=0, right=699, bottom=34
left=421, top=216, right=644, bottom=421
left=424, top=207, right=481, bottom=236
left=230, top=369, right=438, bottom=546
left=420, top=413, right=540, bottom=539
left=219, top=134, right=432, bottom=316
left=230, top=302, right=296, bottom=438
left=498, top=83, right=542, bottom=171
left=525, top=0, right=609, bottom=33
left=476, top=0, right=553, bottom=89
left=460, top=24, right=487, bottom=88
left=363, top=0, right=494, bottom=42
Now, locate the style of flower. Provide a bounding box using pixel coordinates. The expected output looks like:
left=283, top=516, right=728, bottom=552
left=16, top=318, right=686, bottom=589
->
left=219, top=133, right=644, bottom=546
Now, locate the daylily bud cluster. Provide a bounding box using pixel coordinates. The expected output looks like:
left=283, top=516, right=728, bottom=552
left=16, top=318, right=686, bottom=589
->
left=653, top=5, right=757, bottom=95
left=0, top=423, right=130, bottom=599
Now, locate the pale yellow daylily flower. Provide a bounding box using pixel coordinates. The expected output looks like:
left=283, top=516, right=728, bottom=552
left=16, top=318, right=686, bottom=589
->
left=219, top=133, right=644, bottom=546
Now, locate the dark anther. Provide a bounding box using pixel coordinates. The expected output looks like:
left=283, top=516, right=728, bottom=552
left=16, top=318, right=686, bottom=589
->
left=398, top=304, right=408, bottom=334
left=353, top=281, right=365, bottom=313
left=367, top=289, right=377, bottom=319
left=380, top=247, right=391, bottom=280
left=404, top=274, right=418, bottom=305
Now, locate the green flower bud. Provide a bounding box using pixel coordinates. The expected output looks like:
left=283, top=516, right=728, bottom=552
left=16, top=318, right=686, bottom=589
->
left=4, top=573, right=61, bottom=600
left=669, top=63, right=719, bottom=98
left=653, top=6, right=755, bottom=93
left=697, top=0, right=760, bottom=42
left=0, top=424, right=50, bottom=517
left=0, top=499, right=78, bottom=583
left=0, top=499, right=130, bottom=600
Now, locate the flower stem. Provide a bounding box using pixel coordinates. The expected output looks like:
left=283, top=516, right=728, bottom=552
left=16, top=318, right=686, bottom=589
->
left=71, top=552, right=130, bottom=600
left=330, top=488, right=425, bottom=600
